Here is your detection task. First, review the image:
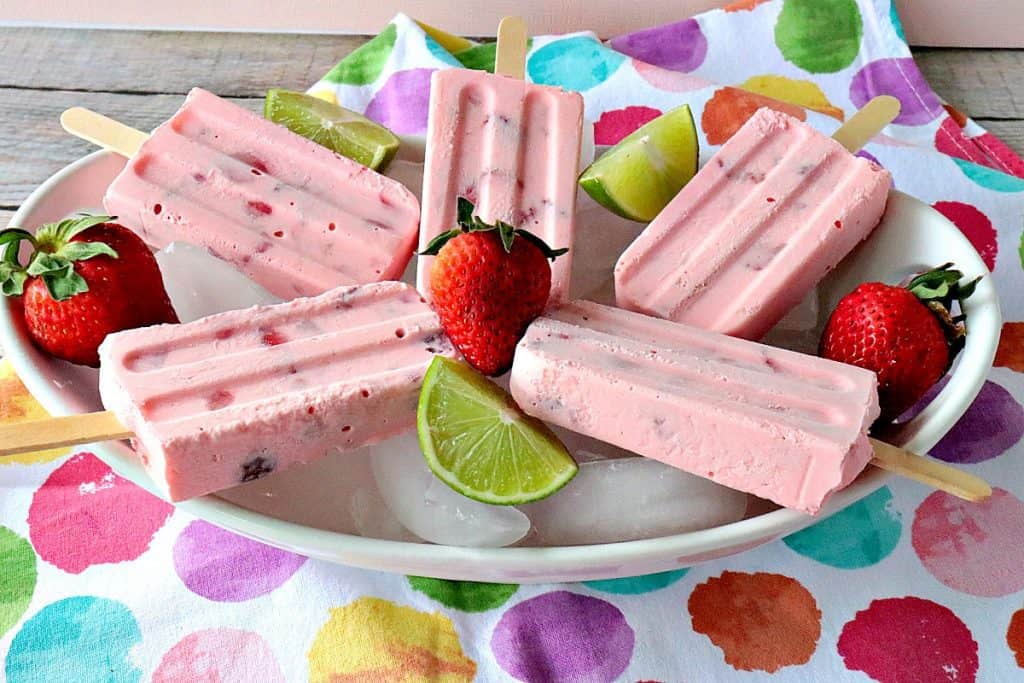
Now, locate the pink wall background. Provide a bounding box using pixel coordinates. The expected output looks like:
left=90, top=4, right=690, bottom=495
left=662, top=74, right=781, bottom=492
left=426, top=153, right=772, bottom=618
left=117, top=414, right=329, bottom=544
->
left=1, top=0, right=1020, bottom=47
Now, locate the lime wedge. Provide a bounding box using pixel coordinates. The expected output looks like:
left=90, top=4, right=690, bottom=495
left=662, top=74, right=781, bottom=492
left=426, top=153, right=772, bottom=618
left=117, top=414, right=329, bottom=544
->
left=264, top=88, right=400, bottom=171
left=417, top=356, right=578, bottom=505
left=579, top=104, right=699, bottom=222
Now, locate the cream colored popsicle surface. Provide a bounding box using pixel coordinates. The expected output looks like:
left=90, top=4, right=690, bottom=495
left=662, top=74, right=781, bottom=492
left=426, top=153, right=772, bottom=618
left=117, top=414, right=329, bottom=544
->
left=98, top=281, right=455, bottom=501
left=615, top=108, right=892, bottom=340
left=417, top=69, right=584, bottom=303
left=509, top=300, right=880, bottom=514
left=103, top=88, right=420, bottom=300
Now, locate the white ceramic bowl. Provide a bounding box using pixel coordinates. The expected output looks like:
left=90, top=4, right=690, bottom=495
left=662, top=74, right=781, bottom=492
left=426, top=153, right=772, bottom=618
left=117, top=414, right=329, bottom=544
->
left=0, top=151, right=1001, bottom=583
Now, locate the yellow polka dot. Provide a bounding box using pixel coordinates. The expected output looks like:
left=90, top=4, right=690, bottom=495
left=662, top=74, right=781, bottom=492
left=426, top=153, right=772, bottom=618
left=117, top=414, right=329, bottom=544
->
left=307, top=597, right=476, bottom=682
left=415, top=21, right=474, bottom=54
left=740, top=75, right=845, bottom=121
left=307, top=88, right=339, bottom=105
left=0, top=361, right=68, bottom=465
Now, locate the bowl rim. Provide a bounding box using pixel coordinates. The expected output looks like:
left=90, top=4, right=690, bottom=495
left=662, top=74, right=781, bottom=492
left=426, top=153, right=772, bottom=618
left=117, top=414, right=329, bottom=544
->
left=0, top=149, right=1002, bottom=582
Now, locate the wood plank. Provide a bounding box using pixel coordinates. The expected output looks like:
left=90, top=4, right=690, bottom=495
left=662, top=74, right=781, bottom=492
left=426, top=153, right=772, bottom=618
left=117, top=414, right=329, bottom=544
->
left=0, top=210, right=14, bottom=228
left=0, top=87, right=262, bottom=207
left=0, top=27, right=365, bottom=97
left=978, top=119, right=1024, bottom=154
left=916, top=48, right=1024, bottom=119
left=0, top=27, right=1023, bottom=121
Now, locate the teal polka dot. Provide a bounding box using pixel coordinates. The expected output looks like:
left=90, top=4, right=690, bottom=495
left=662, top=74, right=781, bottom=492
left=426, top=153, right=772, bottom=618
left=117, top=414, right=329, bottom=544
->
left=783, top=487, right=902, bottom=569
left=6, top=596, right=142, bottom=683
left=583, top=569, right=689, bottom=594
left=889, top=1, right=907, bottom=43
left=954, top=157, right=1024, bottom=193
left=425, top=34, right=461, bottom=67
left=527, top=36, right=625, bottom=91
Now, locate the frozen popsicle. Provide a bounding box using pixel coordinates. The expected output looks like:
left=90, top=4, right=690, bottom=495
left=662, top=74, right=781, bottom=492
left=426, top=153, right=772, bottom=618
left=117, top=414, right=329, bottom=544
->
left=615, top=107, right=893, bottom=340
left=509, top=300, right=989, bottom=513
left=89, top=281, right=454, bottom=501
left=64, top=88, right=420, bottom=300
left=417, top=19, right=584, bottom=304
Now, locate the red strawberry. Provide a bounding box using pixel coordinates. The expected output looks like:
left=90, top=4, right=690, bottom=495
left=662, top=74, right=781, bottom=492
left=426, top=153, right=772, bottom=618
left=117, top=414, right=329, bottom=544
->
left=820, top=263, right=977, bottom=422
left=0, top=215, right=178, bottom=366
left=422, top=197, right=567, bottom=376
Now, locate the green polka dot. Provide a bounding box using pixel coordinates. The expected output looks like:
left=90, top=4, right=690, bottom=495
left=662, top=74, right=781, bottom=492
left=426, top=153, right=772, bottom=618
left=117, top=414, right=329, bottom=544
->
left=775, top=0, right=863, bottom=73
left=889, top=1, right=907, bottom=43
left=583, top=569, right=689, bottom=595
left=425, top=35, right=461, bottom=67
left=455, top=42, right=497, bottom=72
left=0, top=527, right=36, bottom=637
left=323, top=23, right=397, bottom=86
left=527, top=36, right=625, bottom=91
left=408, top=576, right=518, bottom=612
left=783, top=486, right=901, bottom=568
left=1018, top=226, right=1024, bottom=271
left=954, top=157, right=1024, bottom=193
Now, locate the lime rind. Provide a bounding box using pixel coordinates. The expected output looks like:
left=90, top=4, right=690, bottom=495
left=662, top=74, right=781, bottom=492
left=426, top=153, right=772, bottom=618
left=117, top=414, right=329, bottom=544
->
left=417, top=357, right=578, bottom=506
left=579, top=103, right=699, bottom=222
left=264, top=88, right=400, bottom=171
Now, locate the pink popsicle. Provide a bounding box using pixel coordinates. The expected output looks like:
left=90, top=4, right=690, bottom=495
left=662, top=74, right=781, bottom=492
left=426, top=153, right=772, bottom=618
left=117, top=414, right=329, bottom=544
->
left=509, top=300, right=880, bottom=514
left=417, top=68, right=584, bottom=303
left=98, top=281, right=455, bottom=501
left=615, top=108, right=891, bottom=340
left=104, top=88, right=420, bottom=300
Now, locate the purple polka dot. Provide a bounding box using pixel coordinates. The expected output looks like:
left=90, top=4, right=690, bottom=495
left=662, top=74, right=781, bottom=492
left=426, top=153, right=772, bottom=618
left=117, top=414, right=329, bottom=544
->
left=931, top=380, right=1024, bottom=463
left=364, top=68, right=435, bottom=135
left=173, top=521, right=306, bottom=601
left=850, top=58, right=944, bottom=126
left=609, top=18, right=708, bottom=73
left=491, top=591, right=634, bottom=682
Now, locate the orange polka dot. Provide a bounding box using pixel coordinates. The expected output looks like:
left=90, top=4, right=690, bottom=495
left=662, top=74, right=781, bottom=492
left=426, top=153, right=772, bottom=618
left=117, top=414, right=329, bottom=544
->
left=995, top=323, right=1024, bottom=373
left=725, top=0, right=773, bottom=11
left=1008, top=609, right=1024, bottom=667
left=688, top=571, right=821, bottom=672
left=701, top=87, right=807, bottom=145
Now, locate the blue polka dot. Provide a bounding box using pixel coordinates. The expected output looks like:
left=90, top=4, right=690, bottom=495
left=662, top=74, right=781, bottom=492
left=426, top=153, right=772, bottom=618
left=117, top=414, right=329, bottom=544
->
left=889, top=2, right=907, bottom=42
left=527, top=36, right=626, bottom=92
left=425, top=34, right=461, bottom=67
left=783, top=487, right=902, bottom=569
left=953, top=157, right=1024, bottom=193
left=6, top=597, right=142, bottom=683
left=583, top=569, right=689, bottom=594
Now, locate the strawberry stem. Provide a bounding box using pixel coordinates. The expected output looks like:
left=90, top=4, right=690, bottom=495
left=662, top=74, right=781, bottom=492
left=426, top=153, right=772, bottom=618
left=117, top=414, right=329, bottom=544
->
left=906, top=263, right=979, bottom=362
left=419, top=197, right=569, bottom=260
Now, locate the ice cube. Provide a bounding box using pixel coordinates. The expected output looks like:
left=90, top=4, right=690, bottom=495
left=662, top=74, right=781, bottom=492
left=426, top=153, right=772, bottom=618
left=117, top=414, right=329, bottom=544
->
left=155, top=242, right=281, bottom=323
left=217, top=442, right=416, bottom=542
left=521, top=457, right=748, bottom=545
left=371, top=431, right=531, bottom=547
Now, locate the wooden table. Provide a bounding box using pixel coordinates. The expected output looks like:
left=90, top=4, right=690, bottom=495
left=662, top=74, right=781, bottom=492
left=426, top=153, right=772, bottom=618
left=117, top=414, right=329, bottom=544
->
left=1, top=27, right=1022, bottom=227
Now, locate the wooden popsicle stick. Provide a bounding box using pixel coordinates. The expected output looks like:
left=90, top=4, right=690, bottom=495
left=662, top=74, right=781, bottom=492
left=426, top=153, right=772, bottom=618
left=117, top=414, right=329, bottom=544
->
left=0, top=409, right=994, bottom=504
left=494, top=16, right=528, bottom=79
left=831, top=95, right=901, bottom=153
left=0, top=410, right=131, bottom=455
left=60, top=107, right=147, bottom=157
left=870, top=438, right=991, bottom=502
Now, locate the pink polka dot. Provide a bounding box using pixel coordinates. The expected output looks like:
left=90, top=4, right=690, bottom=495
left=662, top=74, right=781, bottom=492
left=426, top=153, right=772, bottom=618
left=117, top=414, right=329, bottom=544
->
left=153, top=628, right=284, bottom=683
left=173, top=520, right=306, bottom=601
left=28, top=452, right=173, bottom=574
left=932, top=200, right=997, bottom=271
left=632, top=59, right=712, bottom=92
left=839, top=598, right=974, bottom=683
left=593, top=106, right=663, bottom=145
left=935, top=116, right=990, bottom=166
left=838, top=597, right=978, bottom=683
left=975, top=132, right=1024, bottom=178
left=912, top=488, right=1024, bottom=597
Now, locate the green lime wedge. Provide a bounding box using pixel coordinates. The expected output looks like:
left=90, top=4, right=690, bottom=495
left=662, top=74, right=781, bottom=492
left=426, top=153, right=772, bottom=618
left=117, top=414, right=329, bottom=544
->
left=417, top=356, right=578, bottom=505
left=264, top=88, right=400, bottom=171
left=579, top=104, right=699, bottom=222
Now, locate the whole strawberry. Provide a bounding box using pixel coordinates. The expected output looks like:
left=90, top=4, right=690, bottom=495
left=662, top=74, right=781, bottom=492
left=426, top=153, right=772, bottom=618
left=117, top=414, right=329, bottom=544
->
left=820, top=263, right=977, bottom=422
left=423, top=198, right=567, bottom=376
left=0, top=215, right=178, bottom=366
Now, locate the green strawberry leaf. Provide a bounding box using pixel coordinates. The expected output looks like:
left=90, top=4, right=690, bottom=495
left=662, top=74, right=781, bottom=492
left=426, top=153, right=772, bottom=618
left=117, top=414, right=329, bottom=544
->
left=419, top=229, right=464, bottom=256
left=457, top=197, right=475, bottom=229
left=59, top=241, right=118, bottom=262
left=34, top=215, right=112, bottom=252
left=0, top=262, right=28, bottom=296
left=514, top=229, right=569, bottom=260
left=40, top=265, right=89, bottom=302
left=26, top=252, right=69, bottom=277
left=497, top=220, right=515, bottom=252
